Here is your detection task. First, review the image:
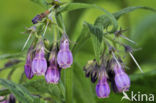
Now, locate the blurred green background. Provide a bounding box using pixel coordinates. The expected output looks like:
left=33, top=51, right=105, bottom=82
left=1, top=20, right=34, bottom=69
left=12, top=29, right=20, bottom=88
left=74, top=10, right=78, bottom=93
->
left=0, top=0, right=156, bottom=103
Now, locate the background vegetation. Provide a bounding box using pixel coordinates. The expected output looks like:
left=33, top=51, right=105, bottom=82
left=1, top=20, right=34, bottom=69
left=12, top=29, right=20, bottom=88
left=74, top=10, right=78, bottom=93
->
left=0, top=0, right=156, bottom=103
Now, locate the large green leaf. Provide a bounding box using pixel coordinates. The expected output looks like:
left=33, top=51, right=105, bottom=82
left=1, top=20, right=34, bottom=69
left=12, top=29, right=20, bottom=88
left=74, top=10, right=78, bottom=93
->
left=113, top=6, right=156, bottom=19
left=94, top=6, right=156, bottom=32
left=0, top=53, right=24, bottom=60
left=72, top=23, right=90, bottom=55
left=73, top=63, right=96, bottom=103
left=86, top=23, right=104, bottom=61
left=23, top=78, right=65, bottom=102
left=0, top=79, right=41, bottom=103
left=131, top=15, right=156, bottom=63
left=57, top=3, right=118, bottom=33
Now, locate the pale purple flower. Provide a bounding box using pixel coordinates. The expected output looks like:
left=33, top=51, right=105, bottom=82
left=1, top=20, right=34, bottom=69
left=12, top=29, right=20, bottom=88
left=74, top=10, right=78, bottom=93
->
left=96, top=72, right=110, bottom=98
left=32, top=47, right=47, bottom=76
left=57, top=34, right=73, bottom=69
left=45, top=66, right=60, bottom=84
left=114, top=64, right=130, bottom=92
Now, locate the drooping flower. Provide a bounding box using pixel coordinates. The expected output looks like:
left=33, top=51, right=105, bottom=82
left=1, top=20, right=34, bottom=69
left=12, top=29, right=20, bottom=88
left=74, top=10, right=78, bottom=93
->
left=24, top=62, right=34, bottom=79
left=32, top=40, right=47, bottom=76
left=45, top=44, right=60, bottom=84
left=8, top=94, right=16, bottom=103
left=96, top=72, right=110, bottom=98
left=24, top=44, right=34, bottom=79
left=57, top=34, right=73, bottom=69
left=45, top=66, right=60, bottom=84
left=83, top=59, right=99, bottom=83
left=114, top=64, right=130, bottom=92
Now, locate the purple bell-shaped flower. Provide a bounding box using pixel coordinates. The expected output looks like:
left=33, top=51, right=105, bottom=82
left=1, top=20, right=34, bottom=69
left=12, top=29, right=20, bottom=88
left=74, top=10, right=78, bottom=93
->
left=57, top=34, right=73, bottom=69
left=32, top=40, right=47, bottom=76
left=45, top=65, right=60, bottom=84
left=114, top=64, right=130, bottom=92
left=45, top=46, right=60, bottom=84
left=24, top=45, right=34, bottom=79
left=96, top=72, right=110, bottom=98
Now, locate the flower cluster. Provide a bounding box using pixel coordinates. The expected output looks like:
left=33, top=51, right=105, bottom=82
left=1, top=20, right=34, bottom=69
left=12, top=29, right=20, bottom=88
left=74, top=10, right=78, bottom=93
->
left=24, top=34, right=73, bottom=84
left=84, top=57, right=130, bottom=98
left=23, top=0, right=73, bottom=84
left=83, top=28, right=142, bottom=98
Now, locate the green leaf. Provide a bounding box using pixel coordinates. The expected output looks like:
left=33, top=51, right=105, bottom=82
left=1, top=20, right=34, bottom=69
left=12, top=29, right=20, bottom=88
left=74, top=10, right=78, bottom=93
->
left=72, top=23, right=90, bottom=55
left=113, top=6, right=156, bottom=19
left=130, top=70, right=156, bottom=81
left=23, top=78, right=65, bottom=102
left=73, top=63, right=96, bottom=103
left=131, top=15, right=156, bottom=63
left=86, top=23, right=103, bottom=61
left=0, top=53, right=24, bottom=60
left=94, top=6, right=156, bottom=32
left=0, top=79, right=39, bottom=103
left=57, top=3, right=118, bottom=33
left=57, top=3, right=94, bottom=13
left=0, top=89, right=10, bottom=96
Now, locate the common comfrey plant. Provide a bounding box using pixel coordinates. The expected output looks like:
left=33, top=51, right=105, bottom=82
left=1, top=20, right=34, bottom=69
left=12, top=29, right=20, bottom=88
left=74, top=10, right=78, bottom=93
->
left=0, top=0, right=155, bottom=102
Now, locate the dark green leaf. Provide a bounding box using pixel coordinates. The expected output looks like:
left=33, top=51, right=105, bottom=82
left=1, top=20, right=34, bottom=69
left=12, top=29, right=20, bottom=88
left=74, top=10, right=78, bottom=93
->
left=23, top=78, right=65, bottom=102
left=113, top=6, right=156, bottom=19
left=94, top=6, right=156, bottom=33
left=0, top=89, right=10, bottom=96
left=0, top=79, right=39, bottom=103
left=86, top=23, right=103, bottom=61
left=130, top=70, right=156, bottom=81
left=0, top=53, right=24, bottom=60
left=73, top=63, right=96, bottom=103
left=57, top=3, right=118, bottom=33
left=72, top=23, right=90, bottom=55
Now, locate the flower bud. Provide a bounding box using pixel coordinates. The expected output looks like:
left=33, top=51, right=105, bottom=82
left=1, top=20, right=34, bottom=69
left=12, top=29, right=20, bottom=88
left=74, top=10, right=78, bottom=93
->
left=114, top=64, right=130, bottom=92
left=32, top=15, right=42, bottom=24
left=32, top=40, right=47, bottom=76
left=57, top=34, right=73, bottom=69
left=8, top=94, right=16, bottom=103
left=45, top=65, right=60, bottom=84
left=96, top=72, right=110, bottom=98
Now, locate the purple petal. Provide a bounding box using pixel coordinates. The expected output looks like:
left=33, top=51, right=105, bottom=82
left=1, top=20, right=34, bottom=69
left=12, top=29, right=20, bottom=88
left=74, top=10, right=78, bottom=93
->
left=32, top=57, right=47, bottom=76
left=24, top=64, right=33, bottom=79
left=57, top=49, right=73, bottom=69
left=96, top=82, right=110, bottom=98
left=45, top=66, right=60, bottom=84
left=115, top=72, right=130, bottom=92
